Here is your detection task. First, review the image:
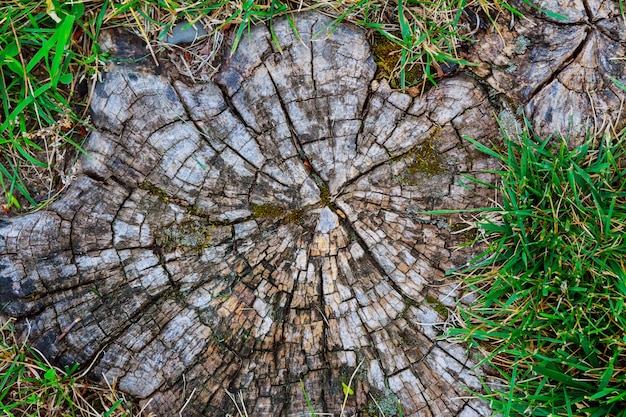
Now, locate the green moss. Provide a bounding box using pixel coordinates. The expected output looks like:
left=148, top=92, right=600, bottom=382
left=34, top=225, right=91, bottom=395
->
left=309, top=172, right=337, bottom=210
left=156, top=218, right=212, bottom=252
left=373, top=34, right=421, bottom=88
left=138, top=180, right=170, bottom=203
left=252, top=203, right=285, bottom=219
left=251, top=203, right=310, bottom=225
left=318, top=184, right=339, bottom=211
left=319, top=184, right=331, bottom=206
left=373, top=35, right=397, bottom=80
left=424, top=295, right=449, bottom=319
left=284, top=208, right=306, bottom=224
left=394, top=133, right=448, bottom=185
left=406, top=138, right=446, bottom=176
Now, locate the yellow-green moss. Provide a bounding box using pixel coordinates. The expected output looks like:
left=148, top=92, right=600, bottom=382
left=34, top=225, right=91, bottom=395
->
left=252, top=203, right=285, bottom=219
left=393, top=132, right=448, bottom=185
left=373, top=35, right=397, bottom=79
left=156, top=218, right=212, bottom=252
left=138, top=180, right=170, bottom=203
left=318, top=184, right=338, bottom=210
left=425, top=295, right=449, bottom=319
left=284, top=208, right=306, bottom=224
left=252, top=203, right=309, bottom=225
left=406, top=138, right=446, bottom=176
left=308, top=173, right=338, bottom=210
left=373, top=34, right=422, bottom=88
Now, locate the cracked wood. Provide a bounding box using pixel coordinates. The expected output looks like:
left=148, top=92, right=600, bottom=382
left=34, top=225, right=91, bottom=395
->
left=469, top=0, right=626, bottom=144
left=3, top=11, right=507, bottom=417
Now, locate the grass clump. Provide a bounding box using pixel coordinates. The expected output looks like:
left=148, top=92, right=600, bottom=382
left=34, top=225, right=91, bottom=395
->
left=0, top=0, right=97, bottom=212
left=0, top=319, right=135, bottom=416
left=448, top=125, right=626, bottom=416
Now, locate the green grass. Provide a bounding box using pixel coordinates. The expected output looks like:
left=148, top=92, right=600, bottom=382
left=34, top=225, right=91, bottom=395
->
left=0, top=319, right=134, bottom=417
left=446, top=123, right=626, bottom=416
left=0, top=0, right=525, bottom=212
left=0, top=1, right=91, bottom=211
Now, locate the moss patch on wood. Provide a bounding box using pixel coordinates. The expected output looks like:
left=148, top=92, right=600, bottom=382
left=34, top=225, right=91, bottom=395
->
left=284, top=208, right=306, bottom=224
left=373, top=34, right=422, bottom=88
left=394, top=133, right=448, bottom=185
left=425, top=295, right=449, bottom=319
left=318, top=184, right=339, bottom=211
left=138, top=180, right=170, bottom=203
left=252, top=203, right=308, bottom=225
left=252, top=203, right=285, bottom=219
left=405, top=138, right=446, bottom=176
left=156, top=218, right=212, bottom=252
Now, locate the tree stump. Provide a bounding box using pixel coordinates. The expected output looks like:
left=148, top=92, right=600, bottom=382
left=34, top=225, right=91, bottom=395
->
left=0, top=12, right=500, bottom=416
left=470, top=0, right=626, bottom=144
left=3, top=3, right=624, bottom=415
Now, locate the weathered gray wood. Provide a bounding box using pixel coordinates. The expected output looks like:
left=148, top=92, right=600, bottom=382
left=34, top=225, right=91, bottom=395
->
left=470, top=0, right=626, bottom=144
left=1, top=12, right=504, bottom=417
left=0, top=3, right=616, bottom=415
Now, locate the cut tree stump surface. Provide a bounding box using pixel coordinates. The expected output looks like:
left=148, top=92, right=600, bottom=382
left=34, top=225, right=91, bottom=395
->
left=471, top=0, right=626, bottom=143
left=1, top=2, right=625, bottom=416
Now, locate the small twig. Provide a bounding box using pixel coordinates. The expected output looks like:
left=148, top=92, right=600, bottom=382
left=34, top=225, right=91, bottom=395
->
left=77, top=347, right=105, bottom=379
left=238, top=391, right=249, bottom=417
left=314, top=304, right=330, bottom=327
left=136, top=397, right=154, bottom=417
left=55, top=317, right=82, bottom=342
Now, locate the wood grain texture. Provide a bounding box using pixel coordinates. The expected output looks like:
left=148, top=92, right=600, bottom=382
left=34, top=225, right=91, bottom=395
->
left=1, top=12, right=504, bottom=417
